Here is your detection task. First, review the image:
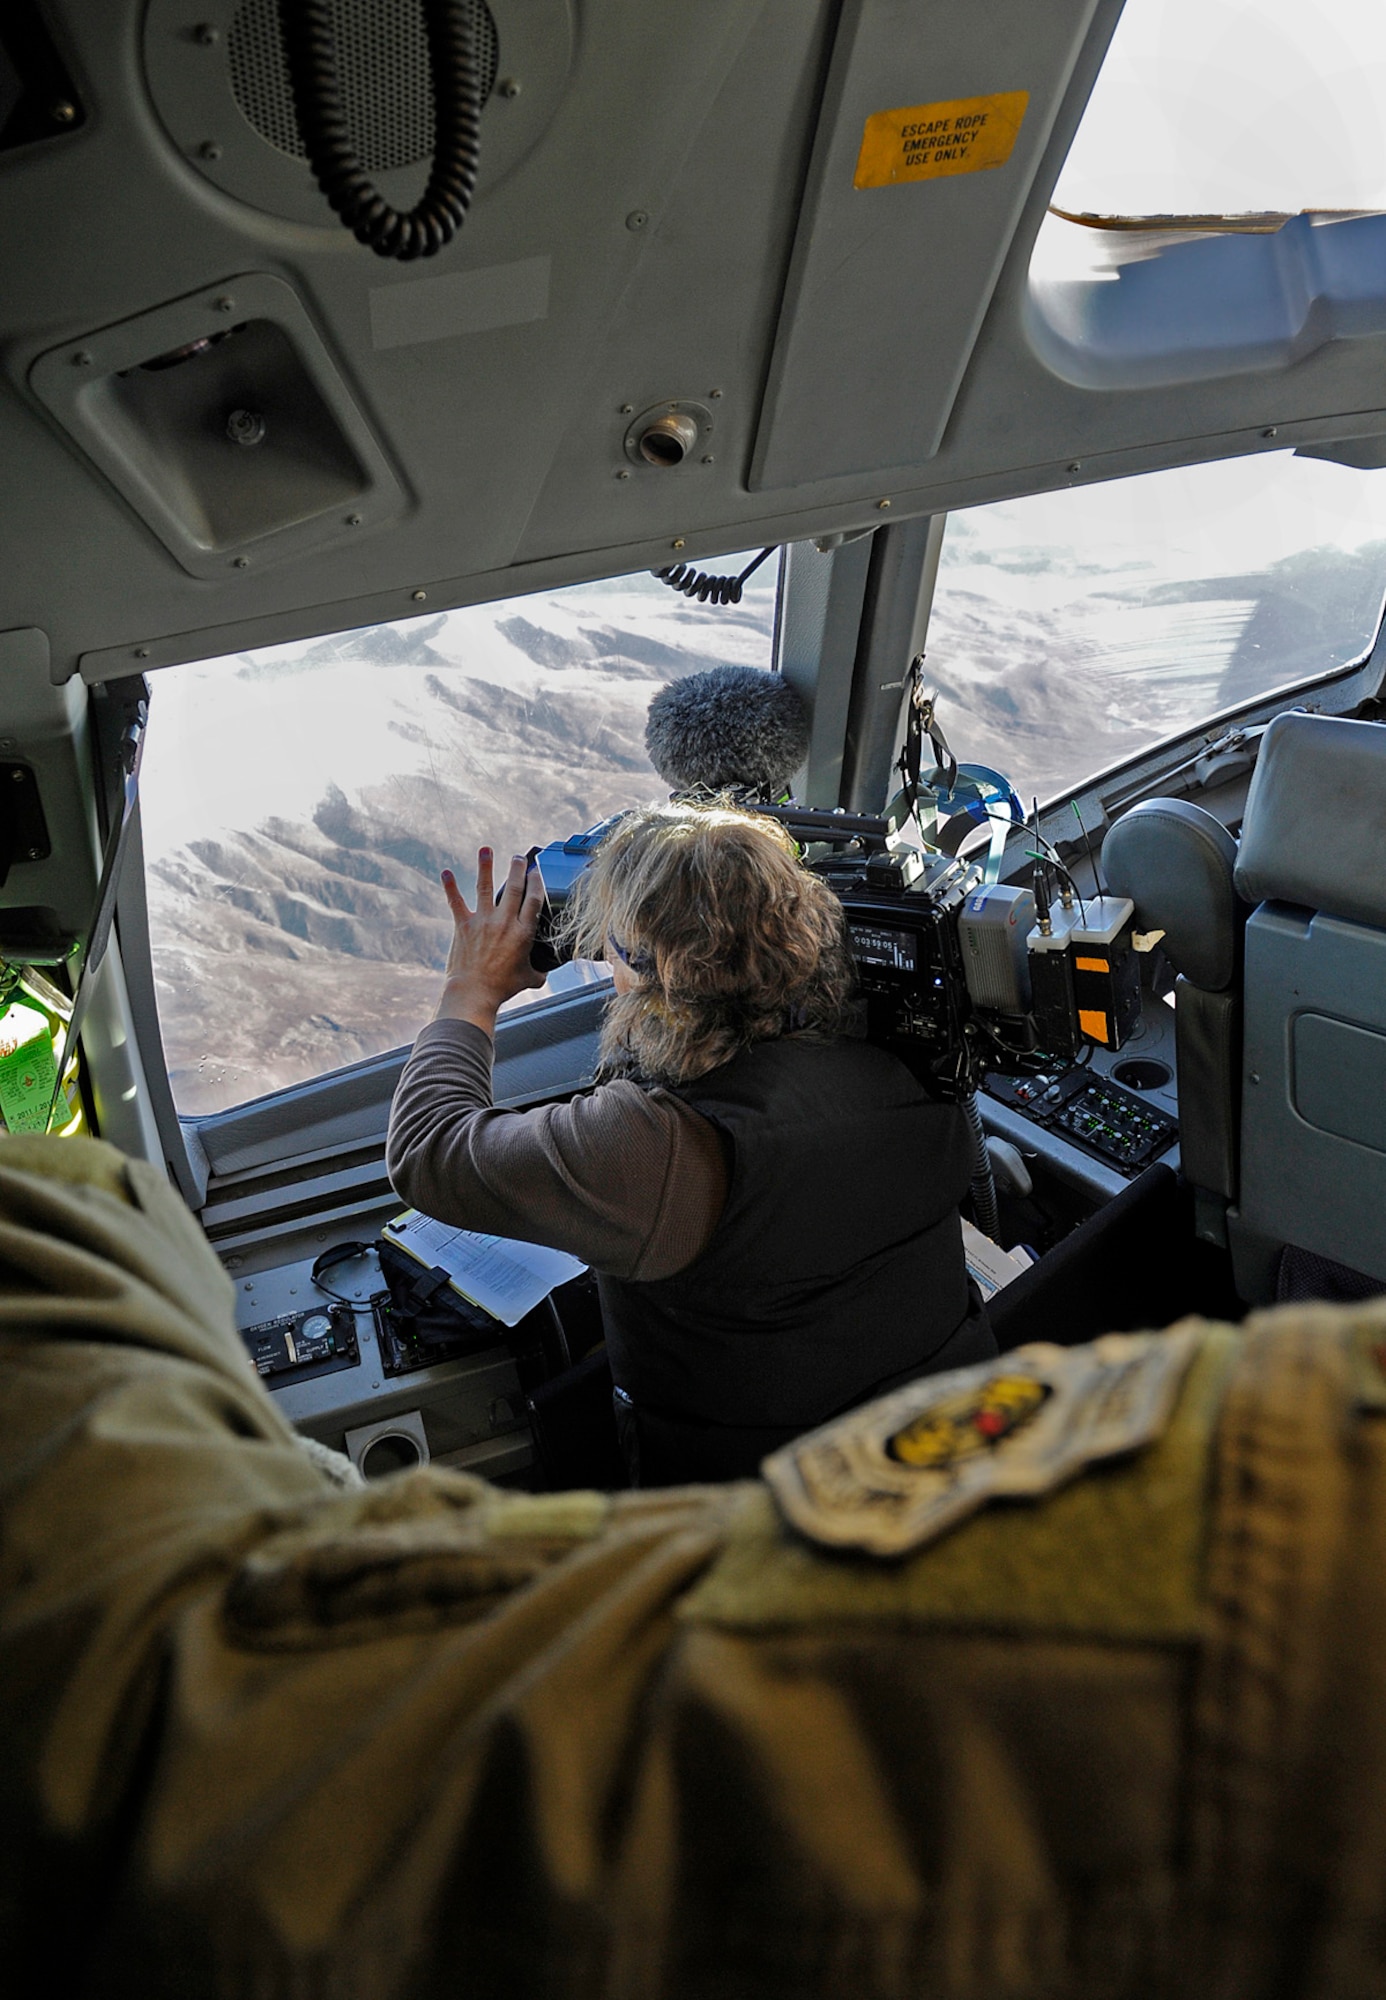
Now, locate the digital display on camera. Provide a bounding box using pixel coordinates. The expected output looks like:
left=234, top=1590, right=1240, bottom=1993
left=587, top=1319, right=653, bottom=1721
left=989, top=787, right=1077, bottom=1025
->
left=848, top=923, right=920, bottom=972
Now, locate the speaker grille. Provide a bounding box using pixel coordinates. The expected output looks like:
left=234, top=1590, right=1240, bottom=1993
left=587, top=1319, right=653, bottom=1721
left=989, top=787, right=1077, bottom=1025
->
left=228, top=0, right=498, bottom=173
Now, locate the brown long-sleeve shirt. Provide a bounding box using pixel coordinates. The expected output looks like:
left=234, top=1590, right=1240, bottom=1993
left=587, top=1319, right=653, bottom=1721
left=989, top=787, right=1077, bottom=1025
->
left=386, top=1019, right=729, bottom=1280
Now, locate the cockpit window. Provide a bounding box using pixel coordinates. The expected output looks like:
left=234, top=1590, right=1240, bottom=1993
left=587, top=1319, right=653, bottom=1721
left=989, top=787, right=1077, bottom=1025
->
left=1051, top=0, right=1386, bottom=219
left=140, top=557, right=780, bottom=1117
left=925, top=453, right=1386, bottom=805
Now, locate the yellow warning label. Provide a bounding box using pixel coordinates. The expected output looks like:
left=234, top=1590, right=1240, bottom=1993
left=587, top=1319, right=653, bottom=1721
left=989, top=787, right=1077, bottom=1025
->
left=854, top=91, right=1029, bottom=189
left=1079, top=1008, right=1111, bottom=1045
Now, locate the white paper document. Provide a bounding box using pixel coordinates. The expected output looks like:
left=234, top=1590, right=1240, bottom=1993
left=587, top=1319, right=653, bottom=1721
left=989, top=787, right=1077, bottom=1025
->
left=961, top=1218, right=1035, bottom=1300
left=382, top=1211, right=586, bottom=1327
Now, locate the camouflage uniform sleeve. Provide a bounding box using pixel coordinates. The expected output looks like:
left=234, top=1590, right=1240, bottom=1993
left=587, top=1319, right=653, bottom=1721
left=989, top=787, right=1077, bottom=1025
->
left=8, top=1134, right=1386, bottom=1997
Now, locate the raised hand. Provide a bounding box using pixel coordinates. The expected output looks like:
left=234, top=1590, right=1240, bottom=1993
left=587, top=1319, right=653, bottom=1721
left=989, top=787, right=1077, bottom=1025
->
left=433, top=846, right=547, bottom=1035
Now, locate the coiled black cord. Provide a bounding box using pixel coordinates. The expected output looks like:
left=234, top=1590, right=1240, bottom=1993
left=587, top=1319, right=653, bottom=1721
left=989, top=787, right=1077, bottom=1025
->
left=961, top=1088, right=1001, bottom=1243
left=651, top=546, right=776, bottom=606
left=278, top=0, right=482, bottom=260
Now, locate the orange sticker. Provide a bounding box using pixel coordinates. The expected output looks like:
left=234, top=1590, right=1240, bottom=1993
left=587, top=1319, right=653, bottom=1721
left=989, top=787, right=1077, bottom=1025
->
left=854, top=91, right=1029, bottom=190
left=1074, top=956, right=1110, bottom=973
left=1079, top=1009, right=1110, bottom=1044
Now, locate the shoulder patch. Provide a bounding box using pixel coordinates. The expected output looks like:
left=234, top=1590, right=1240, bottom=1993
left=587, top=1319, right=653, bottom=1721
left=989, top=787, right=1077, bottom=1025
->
left=763, top=1328, right=1199, bottom=1557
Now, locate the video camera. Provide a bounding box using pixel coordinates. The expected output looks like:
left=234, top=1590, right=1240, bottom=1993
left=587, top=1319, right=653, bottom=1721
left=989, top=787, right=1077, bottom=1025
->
left=530, top=797, right=1141, bottom=1103
left=524, top=659, right=1143, bottom=1103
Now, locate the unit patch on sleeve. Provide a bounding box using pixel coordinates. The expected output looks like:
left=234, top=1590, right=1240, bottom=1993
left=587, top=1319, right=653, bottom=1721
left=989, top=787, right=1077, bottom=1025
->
left=762, top=1328, right=1199, bottom=1557
left=854, top=92, right=1029, bottom=189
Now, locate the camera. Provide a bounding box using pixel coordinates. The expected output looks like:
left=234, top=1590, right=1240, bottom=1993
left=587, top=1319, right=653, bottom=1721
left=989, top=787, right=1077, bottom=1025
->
left=529, top=801, right=1142, bottom=1101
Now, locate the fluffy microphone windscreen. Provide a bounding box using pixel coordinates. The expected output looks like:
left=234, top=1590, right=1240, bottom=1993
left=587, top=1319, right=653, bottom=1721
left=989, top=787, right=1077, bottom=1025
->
left=644, top=665, right=811, bottom=795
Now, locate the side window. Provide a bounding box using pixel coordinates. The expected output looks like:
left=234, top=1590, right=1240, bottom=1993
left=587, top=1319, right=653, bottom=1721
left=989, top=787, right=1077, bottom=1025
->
left=140, top=558, right=780, bottom=1116
left=923, top=455, right=1386, bottom=806
left=1050, top=0, right=1386, bottom=218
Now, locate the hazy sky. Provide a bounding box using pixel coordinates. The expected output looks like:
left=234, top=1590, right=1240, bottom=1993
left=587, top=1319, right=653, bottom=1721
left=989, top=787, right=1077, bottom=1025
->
left=983, top=2, right=1386, bottom=613
left=1053, top=0, right=1386, bottom=215
left=943, top=452, right=1386, bottom=606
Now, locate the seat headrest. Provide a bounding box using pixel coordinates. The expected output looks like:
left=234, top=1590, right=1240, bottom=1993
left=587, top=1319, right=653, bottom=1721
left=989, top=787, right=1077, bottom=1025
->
left=1101, top=797, right=1241, bottom=990
left=1236, top=713, right=1386, bottom=929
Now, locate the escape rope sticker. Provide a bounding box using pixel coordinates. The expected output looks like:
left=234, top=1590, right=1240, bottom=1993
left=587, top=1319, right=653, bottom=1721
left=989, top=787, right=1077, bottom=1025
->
left=763, top=1328, right=1198, bottom=1557
left=854, top=92, right=1029, bottom=189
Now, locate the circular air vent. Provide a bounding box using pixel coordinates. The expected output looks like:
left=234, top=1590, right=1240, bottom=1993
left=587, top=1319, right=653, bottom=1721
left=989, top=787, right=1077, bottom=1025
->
left=144, top=0, right=570, bottom=229
left=227, top=0, right=499, bottom=173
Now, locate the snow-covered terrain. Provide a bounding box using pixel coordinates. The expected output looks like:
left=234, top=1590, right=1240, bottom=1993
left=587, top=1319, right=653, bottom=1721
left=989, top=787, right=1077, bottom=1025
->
left=141, top=567, right=780, bottom=1114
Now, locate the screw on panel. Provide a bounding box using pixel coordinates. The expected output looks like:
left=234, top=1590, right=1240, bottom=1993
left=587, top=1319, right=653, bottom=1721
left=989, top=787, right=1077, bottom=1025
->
left=134, top=647, right=150, bottom=659
left=709, top=389, right=723, bottom=399
left=498, top=76, right=521, bottom=97
left=50, top=102, right=77, bottom=125
left=346, top=513, right=362, bottom=526
left=214, top=295, right=235, bottom=312
left=702, top=455, right=714, bottom=465
left=226, top=408, right=267, bottom=448
left=10, top=770, right=24, bottom=783
left=25, top=848, right=40, bottom=860
left=194, top=22, right=220, bottom=44
left=1067, top=461, right=1082, bottom=473
left=72, top=351, right=92, bottom=367
left=619, top=404, right=633, bottom=415
left=671, top=539, right=685, bottom=550
left=615, top=468, right=630, bottom=479
left=626, top=210, right=649, bottom=231
left=877, top=498, right=891, bottom=510
left=232, top=556, right=249, bottom=568
left=199, top=141, right=222, bottom=161
left=1263, top=426, right=1279, bottom=439
left=412, top=590, right=428, bottom=601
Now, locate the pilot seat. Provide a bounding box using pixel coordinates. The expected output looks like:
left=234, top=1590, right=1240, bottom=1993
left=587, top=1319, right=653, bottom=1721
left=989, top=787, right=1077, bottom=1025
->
left=1102, top=710, right=1386, bottom=1306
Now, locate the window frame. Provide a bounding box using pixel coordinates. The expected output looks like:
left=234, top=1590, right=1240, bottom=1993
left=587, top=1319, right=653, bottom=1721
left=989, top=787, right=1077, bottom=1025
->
left=113, top=519, right=1386, bottom=1215
left=120, top=549, right=800, bottom=1197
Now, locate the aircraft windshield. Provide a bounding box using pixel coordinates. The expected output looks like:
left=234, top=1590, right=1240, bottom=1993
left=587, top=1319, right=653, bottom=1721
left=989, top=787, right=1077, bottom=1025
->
left=1052, top=0, right=1386, bottom=218
left=924, top=453, right=1386, bottom=806
left=140, top=556, right=780, bottom=1118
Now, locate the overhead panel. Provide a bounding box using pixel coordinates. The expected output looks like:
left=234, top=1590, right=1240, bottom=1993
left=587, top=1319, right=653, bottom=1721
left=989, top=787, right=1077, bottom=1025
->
left=750, top=0, right=1102, bottom=489
left=6, top=0, right=1386, bottom=683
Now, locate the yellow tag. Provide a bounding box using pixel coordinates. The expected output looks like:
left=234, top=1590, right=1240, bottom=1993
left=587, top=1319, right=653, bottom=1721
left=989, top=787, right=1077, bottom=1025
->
left=1079, top=1008, right=1110, bottom=1044
left=854, top=91, right=1029, bottom=190
left=1074, top=956, right=1110, bottom=974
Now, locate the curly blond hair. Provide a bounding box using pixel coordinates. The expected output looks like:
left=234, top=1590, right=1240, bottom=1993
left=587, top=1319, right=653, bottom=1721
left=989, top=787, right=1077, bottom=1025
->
left=559, top=801, right=857, bottom=1087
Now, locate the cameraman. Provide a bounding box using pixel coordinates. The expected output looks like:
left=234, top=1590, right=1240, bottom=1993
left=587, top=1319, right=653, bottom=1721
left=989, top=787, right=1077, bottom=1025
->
left=387, top=802, right=993, bottom=1484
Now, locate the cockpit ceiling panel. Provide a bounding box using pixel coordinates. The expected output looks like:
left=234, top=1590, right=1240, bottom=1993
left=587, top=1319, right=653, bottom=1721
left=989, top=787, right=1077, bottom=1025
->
left=748, top=0, right=1103, bottom=487
left=3, top=0, right=1386, bottom=683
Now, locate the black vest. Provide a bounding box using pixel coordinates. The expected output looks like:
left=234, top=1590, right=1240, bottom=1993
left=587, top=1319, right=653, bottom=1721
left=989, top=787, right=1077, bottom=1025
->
left=599, top=1036, right=989, bottom=1478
